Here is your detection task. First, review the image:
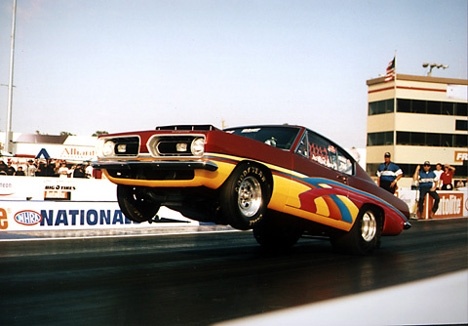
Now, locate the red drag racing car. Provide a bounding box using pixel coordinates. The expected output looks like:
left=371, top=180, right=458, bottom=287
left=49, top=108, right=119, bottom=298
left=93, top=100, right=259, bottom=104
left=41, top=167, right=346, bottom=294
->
left=93, top=124, right=411, bottom=254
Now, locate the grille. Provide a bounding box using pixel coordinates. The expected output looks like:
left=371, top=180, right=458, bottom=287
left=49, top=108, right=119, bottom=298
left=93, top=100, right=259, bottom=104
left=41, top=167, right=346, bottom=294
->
left=110, top=136, right=140, bottom=156
left=107, top=166, right=195, bottom=180
left=147, top=135, right=204, bottom=157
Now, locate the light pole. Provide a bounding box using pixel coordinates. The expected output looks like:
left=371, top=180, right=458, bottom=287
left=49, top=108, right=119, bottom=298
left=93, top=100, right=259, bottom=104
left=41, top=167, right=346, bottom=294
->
left=422, top=62, right=449, bottom=76
left=5, top=0, right=17, bottom=154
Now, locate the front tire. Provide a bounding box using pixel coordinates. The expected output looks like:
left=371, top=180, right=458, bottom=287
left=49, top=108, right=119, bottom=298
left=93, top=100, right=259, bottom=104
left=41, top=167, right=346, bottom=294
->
left=220, top=163, right=271, bottom=230
left=117, top=185, right=161, bottom=223
left=331, top=207, right=382, bottom=255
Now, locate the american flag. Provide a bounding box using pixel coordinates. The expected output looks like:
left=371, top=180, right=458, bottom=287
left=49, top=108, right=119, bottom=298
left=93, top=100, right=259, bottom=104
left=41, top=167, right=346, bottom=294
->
left=384, top=57, right=396, bottom=81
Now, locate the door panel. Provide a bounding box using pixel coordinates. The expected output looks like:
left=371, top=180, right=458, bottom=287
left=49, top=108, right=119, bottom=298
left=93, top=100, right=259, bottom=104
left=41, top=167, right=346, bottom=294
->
left=286, top=131, right=357, bottom=223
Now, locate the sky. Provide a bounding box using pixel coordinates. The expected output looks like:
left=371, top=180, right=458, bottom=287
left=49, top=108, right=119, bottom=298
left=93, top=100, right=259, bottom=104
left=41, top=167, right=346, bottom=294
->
left=0, top=0, right=467, bottom=148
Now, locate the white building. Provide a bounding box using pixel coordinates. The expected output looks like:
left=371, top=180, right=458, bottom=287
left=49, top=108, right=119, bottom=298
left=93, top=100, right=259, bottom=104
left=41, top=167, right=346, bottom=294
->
left=0, top=132, right=97, bottom=161
left=366, top=74, right=467, bottom=186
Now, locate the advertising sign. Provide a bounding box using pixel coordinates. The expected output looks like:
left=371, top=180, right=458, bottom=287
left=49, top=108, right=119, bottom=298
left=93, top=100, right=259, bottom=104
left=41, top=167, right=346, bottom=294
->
left=0, top=202, right=195, bottom=231
left=454, top=151, right=468, bottom=163
left=0, top=176, right=196, bottom=231
left=426, top=191, right=466, bottom=219
left=395, top=188, right=467, bottom=219
left=0, top=176, right=116, bottom=201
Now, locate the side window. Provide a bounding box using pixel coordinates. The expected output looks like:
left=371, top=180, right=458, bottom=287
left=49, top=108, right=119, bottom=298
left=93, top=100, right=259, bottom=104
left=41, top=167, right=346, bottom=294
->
left=306, top=131, right=354, bottom=175
left=295, top=133, right=309, bottom=158
left=307, top=132, right=334, bottom=168
left=336, top=148, right=353, bottom=175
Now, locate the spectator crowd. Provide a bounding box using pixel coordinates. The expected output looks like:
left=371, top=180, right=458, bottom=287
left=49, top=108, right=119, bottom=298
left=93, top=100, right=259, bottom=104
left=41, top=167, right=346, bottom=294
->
left=0, top=158, right=98, bottom=178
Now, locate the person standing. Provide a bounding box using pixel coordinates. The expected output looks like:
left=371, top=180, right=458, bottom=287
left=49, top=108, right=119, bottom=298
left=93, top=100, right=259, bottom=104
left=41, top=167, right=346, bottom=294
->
left=26, top=159, right=37, bottom=177
left=14, top=166, right=25, bottom=176
left=6, top=160, right=16, bottom=175
left=85, top=162, right=94, bottom=178
left=376, top=152, right=403, bottom=194
left=0, top=160, right=8, bottom=175
left=57, top=162, right=70, bottom=178
left=73, top=164, right=86, bottom=178
left=413, top=161, right=440, bottom=219
left=440, top=164, right=456, bottom=190
left=434, top=163, right=443, bottom=189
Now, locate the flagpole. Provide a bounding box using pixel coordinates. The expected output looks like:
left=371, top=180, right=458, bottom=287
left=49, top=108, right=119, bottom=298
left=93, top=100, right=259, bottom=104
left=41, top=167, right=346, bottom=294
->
left=391, top=51, right=397, bottom=112
left=5, top=0, right=17, bottom=154
left=393, top=51, right=397, bottom=155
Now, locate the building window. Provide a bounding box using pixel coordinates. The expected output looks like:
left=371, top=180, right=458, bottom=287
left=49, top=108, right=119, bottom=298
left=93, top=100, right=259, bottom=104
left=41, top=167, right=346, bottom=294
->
left=396, top=131, right=467, bottom=148
left=412, top=100, right=426, bottom=114
left=441, top=133, right=452, bottom=147
left=368, top=99, right=394, bottom=115
left=442, top=102, right=454, bottom=115
left=396, top=99, right=467, bottom=116
left=456, top=119, right=468, bottom=131
left=427, top=101, right=442, bottom=115
left=396, top=131, right=410, bottom=145
left=426, top=133, right=440, bottom=146
left=412, top=132, right=426, bottom=146
left=367, top=131, right=393, bottom=146
left=454, top=134, right=467, bottom=147
left=455, top=103, right=468, bottom=116
left=398, top=99, right=411, bottom=112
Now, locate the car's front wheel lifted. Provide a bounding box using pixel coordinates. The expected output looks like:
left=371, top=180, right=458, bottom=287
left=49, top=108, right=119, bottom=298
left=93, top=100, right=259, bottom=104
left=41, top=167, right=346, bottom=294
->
left=220, top=163, right=271, bottom=230
left=117, top=185, right=161, bottom=223
left=331, top=207, right=382, bottom=255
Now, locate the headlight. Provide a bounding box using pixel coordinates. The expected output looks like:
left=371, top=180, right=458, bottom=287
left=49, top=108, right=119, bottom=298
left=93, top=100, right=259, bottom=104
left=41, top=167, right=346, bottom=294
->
left=102, top=140, right=115, bottom=157
left=176, top=143, right=188, bottom=152
left=190, top=137, right=205, bottom=156
left=116, top=144, right=127, bottom=153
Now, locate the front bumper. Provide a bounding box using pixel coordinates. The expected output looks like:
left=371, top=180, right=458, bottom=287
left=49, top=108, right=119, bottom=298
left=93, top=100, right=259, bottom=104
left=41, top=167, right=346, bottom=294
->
left=92, top=160, right=218, bottom=181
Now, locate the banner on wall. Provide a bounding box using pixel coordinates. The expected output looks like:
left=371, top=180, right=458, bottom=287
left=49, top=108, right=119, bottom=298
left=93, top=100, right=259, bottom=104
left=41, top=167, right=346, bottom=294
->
left=0, top=202, right=196, bottom=232
left=0, top=176, right=196, bottom=231
left=399, top=188, right=468, bottom=219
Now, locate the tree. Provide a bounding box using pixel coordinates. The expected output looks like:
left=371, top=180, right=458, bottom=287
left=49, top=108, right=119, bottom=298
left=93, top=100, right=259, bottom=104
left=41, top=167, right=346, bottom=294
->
left=60, top=131, right=75, bottom=136
left=92, top=131, right=109, bottom=137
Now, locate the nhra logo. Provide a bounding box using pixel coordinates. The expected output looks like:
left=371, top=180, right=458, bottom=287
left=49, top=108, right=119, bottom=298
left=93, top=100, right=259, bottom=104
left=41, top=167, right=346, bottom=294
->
left=14, top=210, right=42, bottom=226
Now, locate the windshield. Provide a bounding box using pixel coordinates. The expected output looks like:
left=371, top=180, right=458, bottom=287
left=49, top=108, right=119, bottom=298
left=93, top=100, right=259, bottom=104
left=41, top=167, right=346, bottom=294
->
left=224, top=126, right=300, bottom=150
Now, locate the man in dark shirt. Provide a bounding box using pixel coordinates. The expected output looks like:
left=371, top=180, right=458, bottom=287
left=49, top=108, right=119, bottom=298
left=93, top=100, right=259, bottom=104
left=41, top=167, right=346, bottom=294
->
left=0, top=161, right=7, bottom=175
left=376, top=152, right=403, bottom=194
left=73, top=164, right=86, bottom=178
left=14, top=166, right=26, bottom=176
left=413, top=161, right=440, bottom=219
left=6, top=161, right=16, bottom=175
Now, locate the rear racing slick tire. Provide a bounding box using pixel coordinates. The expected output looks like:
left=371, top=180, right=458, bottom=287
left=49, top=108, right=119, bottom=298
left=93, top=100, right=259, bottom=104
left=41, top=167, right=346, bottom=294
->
left=331, top=206, right=382, bottom=255
left=253, top=214, right=303, bottom=249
